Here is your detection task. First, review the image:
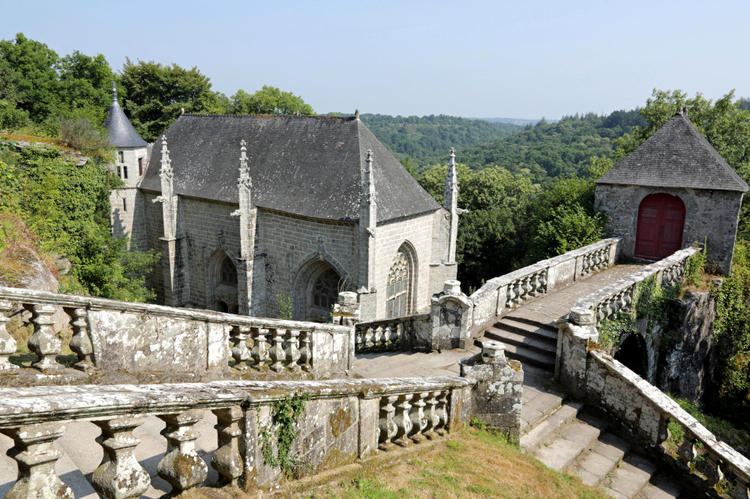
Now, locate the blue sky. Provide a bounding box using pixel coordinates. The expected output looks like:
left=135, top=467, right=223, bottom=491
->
left=2, top=0, right=749, bottom=119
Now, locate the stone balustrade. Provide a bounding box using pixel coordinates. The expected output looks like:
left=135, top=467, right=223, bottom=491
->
left=0, top=286, right=353, bottom=383
left=0, top=377, right=471, bottom=496
left=470, top=238, right=621, bottom=330
left=570, top=247, right=699, bottom=325
left=355, top=314, right=431, bottom=353
left=585, top=350, right=750, bottom=498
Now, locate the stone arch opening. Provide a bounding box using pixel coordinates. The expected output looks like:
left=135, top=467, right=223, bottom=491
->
left=209, top=250, right=238, bottom=314
left=635, top=193, right=685, bottom=260
left=615, top=333, right=648, bottom=378
left=386, top=242, right=417, bottom=318
left=293, top=258, right=344, bottom=322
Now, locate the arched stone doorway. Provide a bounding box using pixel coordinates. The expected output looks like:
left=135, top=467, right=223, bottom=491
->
left=615, top=334, right=648, bottom=378
left=211, top=251, right=239, bottom=314
left=386, top=243, right=417, bottom=318
left=635, top=193, right=685, bottom=260
left=293, top=259, right=343, bottom=322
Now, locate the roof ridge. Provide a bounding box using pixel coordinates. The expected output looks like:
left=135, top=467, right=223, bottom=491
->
left=181, top=113, right=357, bottom=121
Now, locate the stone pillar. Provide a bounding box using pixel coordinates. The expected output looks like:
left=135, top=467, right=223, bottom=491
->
left=557, top=307, right=598, bottom=399
left=358, top=149, right=378, bottom=321
left=460, top=340, right=524, bottom=442
left=444, top=148, right=459, bottom=264
left=428, top=280, right=472, bottom=351
left=153, top=136, right=180, bottom=306
left=231, top=139, right=256, bottom=315
left=333, top=291, right=360, bottom=326
left=92, top=417, right=150, bottom=498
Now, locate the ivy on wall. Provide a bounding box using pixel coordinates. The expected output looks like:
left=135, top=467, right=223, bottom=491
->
left=259, top=393, right=311, bottom=477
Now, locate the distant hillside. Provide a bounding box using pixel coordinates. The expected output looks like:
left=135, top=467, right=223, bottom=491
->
left=360, top=114, right=522, bottom=169
left=477, top=117, right=545, bottom=126
left=458, top=109, right=647, bottom=182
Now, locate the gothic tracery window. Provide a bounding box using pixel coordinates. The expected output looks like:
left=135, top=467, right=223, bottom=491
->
left=312, top=268, right=339, bottom=312
left=220, top=256, right=237, bottom=286
left=386, top=246, right=414, bottom=318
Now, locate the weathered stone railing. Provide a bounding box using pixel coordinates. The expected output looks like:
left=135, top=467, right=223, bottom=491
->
left=558, top=308, right=750, bottom=498
left=570, top=247, right=699, bottom=325
left=469, top=238, right=621, bottom=330
left=355, top=314, right=431, bottom=353
left=0, top=377, right=472, bottom=496
left=0, top=286, right=353, bottom=383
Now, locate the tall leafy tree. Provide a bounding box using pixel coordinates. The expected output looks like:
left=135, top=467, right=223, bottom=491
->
left=57, top=51, right=115, bottom=124
left=0, top=33, right=60, bottom=122
left=120, top=59, right=225, bottom=141
left=229, top=86, right=314, bottom=115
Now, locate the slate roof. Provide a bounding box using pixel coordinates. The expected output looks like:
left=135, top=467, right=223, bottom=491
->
left=139, top=114, right=440, bottom=222
left=104, top=90, right=147, bottom=148
left=597, top=113, right=748, bottom=193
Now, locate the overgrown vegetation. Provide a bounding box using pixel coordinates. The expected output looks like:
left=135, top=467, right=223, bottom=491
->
left=259, top=393, right=311, bottom=477
left=0, top=140, right=158, bottom=301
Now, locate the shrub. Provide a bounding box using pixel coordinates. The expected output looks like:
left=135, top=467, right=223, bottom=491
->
left=0, top=100, right=30, bottom=130
left=59, top=117, right=112, bottom=158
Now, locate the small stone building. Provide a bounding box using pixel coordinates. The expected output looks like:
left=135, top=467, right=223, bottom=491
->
left=106, top=101, right=458, bottom=322
left=595, top=111, right=748, bottom=273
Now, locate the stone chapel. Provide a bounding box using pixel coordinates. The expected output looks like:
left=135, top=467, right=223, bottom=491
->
left=105, top=90, right=458, bottom=322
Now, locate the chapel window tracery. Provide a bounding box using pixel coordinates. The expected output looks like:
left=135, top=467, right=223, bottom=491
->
left=386, top=246, right=414, bottom=318
left=220, top=256, right=237, bottom=286
left=312, top=268, right=339, bottom=311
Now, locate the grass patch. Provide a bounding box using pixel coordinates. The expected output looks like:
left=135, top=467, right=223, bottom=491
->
left=285, top=426, right=605, bottom=498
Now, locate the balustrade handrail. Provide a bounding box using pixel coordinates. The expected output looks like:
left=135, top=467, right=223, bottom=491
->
left=570, top=247, right=700, bottom=324
left=0, top=377, right=471, bottom=427
left=0, top=285, right=350, bottom=334
left=590, top=351, right=750, bottom=485
left=356, top=313, right=431, bottom=329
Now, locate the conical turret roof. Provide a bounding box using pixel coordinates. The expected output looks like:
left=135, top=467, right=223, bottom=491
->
left=597, top=113, right=748, bottom=192
left=104, top=83, right=147, bottom=148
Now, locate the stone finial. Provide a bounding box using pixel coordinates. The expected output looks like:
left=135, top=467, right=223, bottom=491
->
left=481, top=339, right=507, bottom=365
left=159, top=135, right=172, bottom=178
left=444, top=147, right=459, bottom=263
left=111, top=81, right=117, bottom=103
left=238, top=139, right=251, bottom=190
left=443, top=280, right=461, bottom=296
left=569, top=307, right=595, bottom=326
left=355, top=109, right=360, bottom=120
left=362, top=149, right=375, bottom=205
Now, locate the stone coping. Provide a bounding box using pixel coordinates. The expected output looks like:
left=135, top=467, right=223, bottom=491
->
left=0, top=377, right=472, bottom=427
left=571, top=246, right=700, bottom=313
left=470, top=237, right=621, bottom=300
left=590, top=350, right=750, bottom=483
left=356, top=313, right=431, bottom=328
left=0, top=286, right=351, bottom=334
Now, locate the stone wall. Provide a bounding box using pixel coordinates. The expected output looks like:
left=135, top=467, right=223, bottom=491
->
left=595, top=184, right=742, bottom=273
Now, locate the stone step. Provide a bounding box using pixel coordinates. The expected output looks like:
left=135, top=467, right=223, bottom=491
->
left=501, top=315, right=559, bottom=341
left=569, top=432, right=630, bottom=487
left=520, top=400, right=582, bottom=451
left=474, top=337, right=555, bottom=375
left=503, top=315, right=558, bottom=334
left=532, top=412, right=607, bottom=472
left=483, top=326, right=556, bottom=355
left=602, top=453, right=657, bottom=499
left=635, top=474, right=681, bottom=499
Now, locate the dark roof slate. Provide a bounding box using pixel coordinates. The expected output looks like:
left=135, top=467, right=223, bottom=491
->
left=597, top=114, right=748, bottom=192
left=104, top=98, right=147, bottom=148
left=140, top=114, right=440, bottom=222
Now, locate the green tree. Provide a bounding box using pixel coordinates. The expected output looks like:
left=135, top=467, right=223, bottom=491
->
left=56, top=51, right=115, bottom=125
left=0, top=33, right=60, bottom=122
left=229, top=86, right=314, bottom=115
left=120, top=59, right=225, bottom=141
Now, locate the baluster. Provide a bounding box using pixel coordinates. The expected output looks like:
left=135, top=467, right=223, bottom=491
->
left=378, top=395, right=398, bottom=450
left=435, top=391, right=449, bottom=435
left=211, top=406, right=244, bottom=487
left=285, top=329, right=300, bottom=371
left=230, top=325, right=251, bottom=369
left=409, top=392, right=429, bottom=443
left=269, top=328, right=286, bottom=372
left=382, top=323, right=392, bottom=347
left=677, top=434, right=697, bottom=466
left=92, top=417, right=150, bottom=499
left=299, top=330, right=312, bottom=372
left=27, top=303, right=65, bottom=373
left=505, top=284, right=514, bottom=309
left=355, top=326, right=365, bottom=352
left=423, top=391, right=439, bottom=439
left=158, top=412, right=208, bottom=493
left=539, top=270, right=548, bottom=294
left=374, top=326, right=384, bottom=350
left=0, top=300, right=18, bottom=372
left=513, top=280, right=522, bottom=306
left=704, top=454, right=725, bottom=485
left=364, top=326, right=374, bottom=350
left=393, top=394, right=413, bottom=446
left=252, top=327, right=268, bottom=369
left=66, top=307, right=93, bottom=372
left=1, top=423, right=73, bottom=499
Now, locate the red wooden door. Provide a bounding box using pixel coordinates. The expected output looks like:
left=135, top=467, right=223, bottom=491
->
left=635, top=194, right=685, bottom=260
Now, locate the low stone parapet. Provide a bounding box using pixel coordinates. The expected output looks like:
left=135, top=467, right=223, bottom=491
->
left=0, top=376, right=472, bottom=496
left=0, top=286, right=353, bottom=384
left=469, top=238, right=621, bottom=331
left=354, top=313, right=431, bottom=353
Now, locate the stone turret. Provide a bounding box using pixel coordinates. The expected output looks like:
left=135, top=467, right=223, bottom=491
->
left=444, top=148, right=459, bottom=264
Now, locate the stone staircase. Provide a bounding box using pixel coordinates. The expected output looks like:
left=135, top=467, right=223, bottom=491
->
left=520, top=393, right=682, bottom=498
left=475, top=315, right=557, bottom=375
